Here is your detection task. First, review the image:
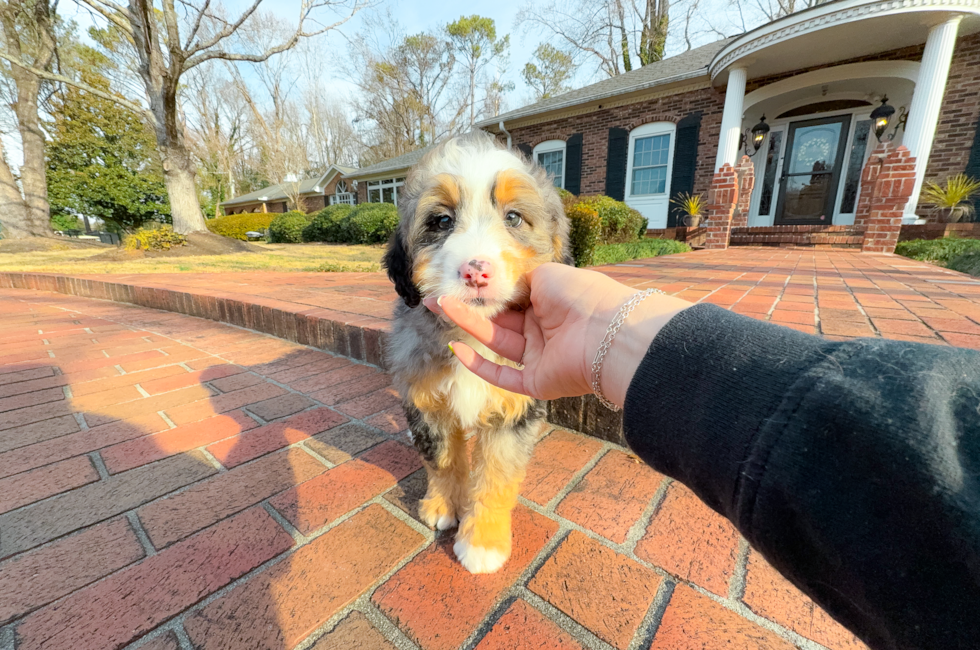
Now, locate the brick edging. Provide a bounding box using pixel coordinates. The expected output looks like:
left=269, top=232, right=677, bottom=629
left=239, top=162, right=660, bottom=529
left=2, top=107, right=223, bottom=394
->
left=0, top=272, right=629, bottom=445
left=0, top=272, right=387, bottom=368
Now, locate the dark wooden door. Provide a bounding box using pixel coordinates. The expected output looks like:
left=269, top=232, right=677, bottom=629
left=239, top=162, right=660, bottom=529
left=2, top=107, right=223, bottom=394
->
left=775, top=115, right=852, bottom=225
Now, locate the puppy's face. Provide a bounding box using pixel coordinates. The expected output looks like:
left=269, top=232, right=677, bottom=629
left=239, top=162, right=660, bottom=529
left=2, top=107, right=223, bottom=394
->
left=385, top=135, right=570, bottom=318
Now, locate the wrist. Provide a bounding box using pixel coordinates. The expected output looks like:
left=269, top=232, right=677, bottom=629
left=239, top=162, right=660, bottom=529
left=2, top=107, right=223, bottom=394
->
left=592, top=292, right=692, bottom=408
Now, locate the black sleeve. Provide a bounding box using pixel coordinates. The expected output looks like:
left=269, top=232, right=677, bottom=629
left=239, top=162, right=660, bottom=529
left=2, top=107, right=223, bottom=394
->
left=622, top=304, right=980, bottom=650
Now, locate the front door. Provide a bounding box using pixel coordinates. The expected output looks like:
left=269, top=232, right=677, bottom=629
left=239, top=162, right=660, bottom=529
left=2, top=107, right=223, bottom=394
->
left=775, top=115, right=851, bottom=225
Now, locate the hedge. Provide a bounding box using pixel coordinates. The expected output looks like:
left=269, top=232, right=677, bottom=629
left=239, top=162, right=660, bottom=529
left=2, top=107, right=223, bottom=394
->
left=346, top=203, right=399, bottom=244
left=949, top=251, right=980, bottom=277
left=302, top=204, right=355, bottom=242
left=895, top=237, right=980, bottom=265
left=574, top=195, right=646, bottom=244
left=592, top=238, right=691, bottom=266
left=268, top=211, right=312, bottom=243
left=566, top=204, right=602, bottom=267
left=207, top=213, right=275, bottom=240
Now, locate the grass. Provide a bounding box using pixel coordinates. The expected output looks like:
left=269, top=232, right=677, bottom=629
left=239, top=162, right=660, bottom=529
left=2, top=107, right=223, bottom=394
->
left=895, top=237, right=980, bottom=277
left=592, top=238, right=692, bottom=266
left=0, top=242, right=384, bottom=274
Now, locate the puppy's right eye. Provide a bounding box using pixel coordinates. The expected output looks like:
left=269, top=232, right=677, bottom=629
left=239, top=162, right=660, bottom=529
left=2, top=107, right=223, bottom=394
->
left=430, top=214, right=454, bottom=231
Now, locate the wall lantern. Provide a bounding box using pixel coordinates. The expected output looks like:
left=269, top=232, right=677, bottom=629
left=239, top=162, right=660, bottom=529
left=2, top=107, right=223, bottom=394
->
left=870, top=97, right=896, bottom=141
left=740, top=115, right=770, bottom=156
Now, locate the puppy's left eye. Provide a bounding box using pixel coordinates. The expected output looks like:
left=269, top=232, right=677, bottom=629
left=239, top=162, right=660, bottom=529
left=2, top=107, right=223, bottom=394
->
left=505, top=211, right=523, bottom=228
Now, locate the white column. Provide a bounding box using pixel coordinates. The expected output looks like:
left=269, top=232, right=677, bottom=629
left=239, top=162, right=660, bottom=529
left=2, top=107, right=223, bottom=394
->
left=902, top=16, right=962, bottom=222
left=715, top=67, right=748, bottom=172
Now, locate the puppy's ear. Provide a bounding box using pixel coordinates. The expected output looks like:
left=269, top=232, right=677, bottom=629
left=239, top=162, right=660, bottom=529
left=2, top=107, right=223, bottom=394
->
left=383, top=229, right=422, bottom=308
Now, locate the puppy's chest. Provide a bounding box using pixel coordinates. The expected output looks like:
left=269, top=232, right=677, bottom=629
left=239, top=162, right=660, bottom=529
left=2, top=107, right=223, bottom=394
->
left=441, top=338, right=498, bottom=429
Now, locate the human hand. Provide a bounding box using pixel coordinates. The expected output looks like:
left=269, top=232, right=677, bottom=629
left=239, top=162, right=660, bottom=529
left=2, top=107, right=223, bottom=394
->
left=424, top=263, right=691, bottom=407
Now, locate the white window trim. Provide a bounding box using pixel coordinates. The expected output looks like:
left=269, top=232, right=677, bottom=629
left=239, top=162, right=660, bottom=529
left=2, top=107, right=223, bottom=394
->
left=366, top=177, right=405, bottom=205
left=330, top=180, right=355, bottom=205
left=625, top=122, right=675, bottom=201
left=533, top=140, right=566, bottom=189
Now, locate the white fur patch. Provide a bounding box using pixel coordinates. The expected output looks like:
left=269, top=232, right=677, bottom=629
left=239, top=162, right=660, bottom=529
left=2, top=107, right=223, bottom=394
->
left=453, top=538, right=508, bottom=574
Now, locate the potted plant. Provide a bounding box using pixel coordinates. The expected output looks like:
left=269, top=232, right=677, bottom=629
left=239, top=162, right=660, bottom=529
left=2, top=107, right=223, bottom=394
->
left=920, top=174, right=980, bottom=223
left=671, top=192, right=706, bottom=227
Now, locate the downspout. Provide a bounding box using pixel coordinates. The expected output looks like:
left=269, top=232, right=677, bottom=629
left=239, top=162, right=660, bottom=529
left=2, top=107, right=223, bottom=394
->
left=498, top=121, right=512, bottom=150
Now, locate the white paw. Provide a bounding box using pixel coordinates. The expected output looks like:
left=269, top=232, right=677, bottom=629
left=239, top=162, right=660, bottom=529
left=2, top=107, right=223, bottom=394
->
left=436, top=514, right=458, bottom=530
left=453, top=538, right=508, bottom=574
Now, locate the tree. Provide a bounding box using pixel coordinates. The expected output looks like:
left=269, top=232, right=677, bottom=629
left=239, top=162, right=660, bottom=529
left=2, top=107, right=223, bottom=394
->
left=0, top=0, right=56, bottom=239
left=517, top=0, right=673, bottom=78
left=446, top=15, right=509, bottom=127
left=0, top=0, right=366, bottom=234
left=522, top=43, right=576, bottom=100
left=46, top=70, right=169, bottom=232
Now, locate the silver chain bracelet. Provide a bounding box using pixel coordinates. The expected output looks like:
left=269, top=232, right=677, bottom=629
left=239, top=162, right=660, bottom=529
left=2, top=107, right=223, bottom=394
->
left=591, top=288, right=663, bottom=411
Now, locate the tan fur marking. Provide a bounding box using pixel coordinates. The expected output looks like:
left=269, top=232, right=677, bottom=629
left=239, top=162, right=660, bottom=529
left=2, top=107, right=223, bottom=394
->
left=493, top=169, right=541, bottom=209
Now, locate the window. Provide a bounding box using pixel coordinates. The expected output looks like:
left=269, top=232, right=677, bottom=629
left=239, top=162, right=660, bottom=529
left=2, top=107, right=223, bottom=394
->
left=629, top=133, right=671, bottom=195
left=839, top=119, right=872, bottom=214
left=367, top=177, right=404, bottom=205
left=533, top=140, right=566, bottom=188
left=330, top=180, right=355, bottom=205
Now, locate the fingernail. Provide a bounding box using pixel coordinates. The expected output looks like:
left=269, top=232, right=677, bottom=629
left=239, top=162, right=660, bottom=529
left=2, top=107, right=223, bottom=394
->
left=437, top=295, right=445, bottom=307
left=447, top=342, right=455, bottom=356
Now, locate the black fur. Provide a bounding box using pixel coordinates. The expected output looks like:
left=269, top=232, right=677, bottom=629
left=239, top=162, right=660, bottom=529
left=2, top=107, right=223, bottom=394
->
left=383, top=230, right=422, bottom=308
left=404, top=403, right=443, bottom=464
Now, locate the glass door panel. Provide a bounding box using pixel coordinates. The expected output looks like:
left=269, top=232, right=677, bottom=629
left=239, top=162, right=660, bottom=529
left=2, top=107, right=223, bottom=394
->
left=775, top=115, right=851, bottom=225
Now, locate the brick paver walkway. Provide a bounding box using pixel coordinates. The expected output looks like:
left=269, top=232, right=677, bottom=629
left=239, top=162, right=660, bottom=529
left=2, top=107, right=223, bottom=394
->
left=2, top=248, right=980, bottom=650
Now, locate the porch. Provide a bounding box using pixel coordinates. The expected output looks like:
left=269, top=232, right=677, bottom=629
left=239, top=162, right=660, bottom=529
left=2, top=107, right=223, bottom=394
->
left=706, top=0, right=980, bottom=242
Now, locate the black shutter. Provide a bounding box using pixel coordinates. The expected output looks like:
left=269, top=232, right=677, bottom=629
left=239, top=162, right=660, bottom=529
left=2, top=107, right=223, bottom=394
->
left=965, top=111, right=980, bottom=210
left=516, top=143, right=532, bottom=160
left=668, top=111, right=703, bottom=227
left=564, top=133, right=584, bottom=195
left=605, top=127, right=629, bottom=200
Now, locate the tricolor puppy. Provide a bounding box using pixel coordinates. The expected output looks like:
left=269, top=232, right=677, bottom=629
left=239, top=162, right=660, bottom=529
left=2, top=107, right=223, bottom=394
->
left=383, top=132, right=571, bottom=573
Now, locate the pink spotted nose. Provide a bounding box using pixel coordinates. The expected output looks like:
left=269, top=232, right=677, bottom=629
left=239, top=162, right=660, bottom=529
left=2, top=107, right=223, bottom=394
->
left=458, top=259, right=494, bottom=289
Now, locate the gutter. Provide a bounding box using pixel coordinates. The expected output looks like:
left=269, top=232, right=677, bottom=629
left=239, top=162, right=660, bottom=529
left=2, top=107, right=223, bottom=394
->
left=499, top=121, right=512, bottom=149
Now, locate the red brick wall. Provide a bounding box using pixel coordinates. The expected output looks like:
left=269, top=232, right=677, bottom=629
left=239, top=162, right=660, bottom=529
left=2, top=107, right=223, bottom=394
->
left=505, top=87, right=726, bottom=199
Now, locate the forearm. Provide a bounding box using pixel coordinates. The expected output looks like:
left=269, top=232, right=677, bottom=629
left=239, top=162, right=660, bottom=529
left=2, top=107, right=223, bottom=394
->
left=622, top=305, right=980, bottom=650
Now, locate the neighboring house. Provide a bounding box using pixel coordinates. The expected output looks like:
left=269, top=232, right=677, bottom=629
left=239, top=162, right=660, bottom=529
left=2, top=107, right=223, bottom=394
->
left=475, top=0, right=980, bottom=245
left=221, top=164, right=357, bottom=215
left=343, top=147, right=436, bottom=206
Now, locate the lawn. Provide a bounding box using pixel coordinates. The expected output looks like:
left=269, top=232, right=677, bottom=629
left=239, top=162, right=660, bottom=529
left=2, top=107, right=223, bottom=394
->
left=895, top=237, right=980, bottom=277
left=0, top=242, right=385, bottom=274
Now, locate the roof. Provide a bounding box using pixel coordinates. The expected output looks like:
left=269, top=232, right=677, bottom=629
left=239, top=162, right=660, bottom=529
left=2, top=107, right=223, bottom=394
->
left=344, top=146, right=435, bottom=180
left=221, top=177, right=326, bottom=207
left=477, top=39, right=731, bottom=128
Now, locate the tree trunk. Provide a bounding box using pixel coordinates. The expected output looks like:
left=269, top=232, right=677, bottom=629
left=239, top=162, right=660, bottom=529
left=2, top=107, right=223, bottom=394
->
left=13, top=70, right=53, bottom=237
left=0, top=142, right=32, bottom=239
left=161, top=146, right=206, bottom=233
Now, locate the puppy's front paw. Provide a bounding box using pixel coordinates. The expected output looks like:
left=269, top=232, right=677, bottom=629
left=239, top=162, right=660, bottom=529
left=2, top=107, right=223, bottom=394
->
left=453, top=538, right=509, bottom=574
left=420, top=496, right=457, bottom=530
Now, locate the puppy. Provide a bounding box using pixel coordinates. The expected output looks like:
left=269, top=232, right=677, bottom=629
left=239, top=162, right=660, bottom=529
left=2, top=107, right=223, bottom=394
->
left=383, top=131, right=571, bottom=573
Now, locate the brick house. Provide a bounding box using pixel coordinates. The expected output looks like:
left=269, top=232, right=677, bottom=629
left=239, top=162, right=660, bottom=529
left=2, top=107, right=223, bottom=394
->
left=474, top=0, right=980, bottom=251
left=221, top=164, right=357, bottom=215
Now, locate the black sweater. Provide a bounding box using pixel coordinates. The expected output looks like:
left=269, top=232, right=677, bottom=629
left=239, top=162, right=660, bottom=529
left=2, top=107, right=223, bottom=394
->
left=623, top=304, right=980, bottom=650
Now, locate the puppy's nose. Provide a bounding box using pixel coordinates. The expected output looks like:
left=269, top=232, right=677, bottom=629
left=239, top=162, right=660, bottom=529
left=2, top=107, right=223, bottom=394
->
left=458, top=259, right=494, bottom=288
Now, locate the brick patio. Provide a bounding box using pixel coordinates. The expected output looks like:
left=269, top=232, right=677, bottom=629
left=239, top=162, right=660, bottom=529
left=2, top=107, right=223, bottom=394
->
left=2, top=249, right=979, bottom=650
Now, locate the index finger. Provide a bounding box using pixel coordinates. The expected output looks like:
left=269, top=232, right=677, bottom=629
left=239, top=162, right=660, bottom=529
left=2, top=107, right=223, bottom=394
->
left=437, top=296, right=526, bottom=363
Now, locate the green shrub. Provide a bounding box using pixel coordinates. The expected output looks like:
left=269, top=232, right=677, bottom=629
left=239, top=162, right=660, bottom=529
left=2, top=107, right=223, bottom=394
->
left=556, top=187, right=578, bottom=211
left=124, top=224, right=187, bottom=251
left=51, top=213, right=82, bottom=231
left=566, top=204, right=602, bottom=267
left=895, top=237, right=980, bottom=265
left=268, top=210, right=311, bottom=243
left=302, top=204, right=356, bottom=242
left=345, top=203, right=400, bottom=244
left=574, top=195, right=645, bottom=244
left=592, top=238, right=691, bottom=266
left=207, top=213, right=275, bottom=240
left=638, top=217, right=650, bottom=238
left=948, top=251, right=980, bottom=277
